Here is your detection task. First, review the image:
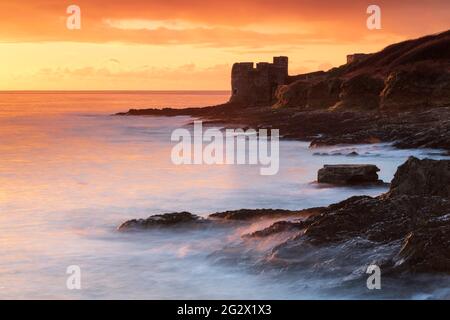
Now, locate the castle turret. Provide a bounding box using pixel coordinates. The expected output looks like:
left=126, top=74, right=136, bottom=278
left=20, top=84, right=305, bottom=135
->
left=271, top=56, right=288, bottom=86
left=273, top=56, right=288, bottom=74
left=230, top=57, right=289, bottom=106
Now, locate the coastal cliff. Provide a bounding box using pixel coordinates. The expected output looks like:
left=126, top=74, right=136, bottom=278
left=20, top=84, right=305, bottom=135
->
left=114, top=30, right=450, bottom=294
left=275, top=30, right=450, bottom=110
left=117, top=29, right=450, bottom=153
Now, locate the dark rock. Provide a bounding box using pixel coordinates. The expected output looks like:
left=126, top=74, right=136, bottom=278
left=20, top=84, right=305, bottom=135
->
left=119, top=207, right=323, bottom=232
left=209, top=208, right=302, bottom=221
left=303, top=195, right=449, bottom=244
left=381, top=65, right=450, bottom=110
left=118, top=158, right=450, bottom=275
left=307, top=78, right=342, bottom=109
left=117, top=101, right=450, bottom=155
left=240, top=207, right=324, bottom=237
left=273, top=80, right=309, bottom=109
left=317, top=164, right=381, bottom=185
left=243, top=220, right=306, bottom=238
left=307, top=107, right=450, bottom=151
left=333, top=74, right=384, bottom=110
left=275, top=31, right=450, bottom=111
left=387, top=156, right=450, bottom=197
left=394, top=214, right=450, bottom=273
left=274, top=77, right=341, bottom=109
left=270, top=157, right=450, bottom=274
left=270, top=194, right=450, bottom=274
left=118, top=212, right=205, bottom=231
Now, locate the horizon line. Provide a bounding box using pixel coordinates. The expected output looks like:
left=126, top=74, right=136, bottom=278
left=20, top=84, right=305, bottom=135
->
left=0, top=90, right=231, bottom=94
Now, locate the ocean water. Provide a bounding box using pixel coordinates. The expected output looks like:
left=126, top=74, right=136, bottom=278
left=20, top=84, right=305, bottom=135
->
left=0, top=91, right=448, bottom=299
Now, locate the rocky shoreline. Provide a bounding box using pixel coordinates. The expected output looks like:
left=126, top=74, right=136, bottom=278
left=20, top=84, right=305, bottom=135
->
left=117, top=105, right=450, bottom=154
left=119, top=157, right=450, bottom=275
left=116, top=30, right=450, bottom=278
left=116, top=30, right=450, bottom=154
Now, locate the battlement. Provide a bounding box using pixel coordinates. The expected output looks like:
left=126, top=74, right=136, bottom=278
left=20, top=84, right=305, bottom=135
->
left=273, top=56, right=288, bottom=68
left=232, top=62, right=254, bottom=73
left=256, top=62, right=270, bottom=71
left=230, top=56, right=288, bottom=106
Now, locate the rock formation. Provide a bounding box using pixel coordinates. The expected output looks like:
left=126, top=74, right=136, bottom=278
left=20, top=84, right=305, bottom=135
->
left=387, top=156, right=450, bottom=197
left=275, top=30, right=450, bottom=111
left=274, top=77, right=341, bottom=109
left=119, top=157, right=450, bottom=274
left=118, top=212, right=206, bottom=230
left=209, top=208, right=310, bottom=221
left=346, top=53, right=371, bottom=64
left=380, top=63, right=450, bottom=110
left=317, top=164, right=382, bottom=185
left=117, top=30, right=450, bottom=154
left=270, top=157, right=450, bottom=274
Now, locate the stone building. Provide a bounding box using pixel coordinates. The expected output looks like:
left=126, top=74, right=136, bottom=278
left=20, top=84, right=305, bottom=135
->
left=229, top=56, right=288, bottom=106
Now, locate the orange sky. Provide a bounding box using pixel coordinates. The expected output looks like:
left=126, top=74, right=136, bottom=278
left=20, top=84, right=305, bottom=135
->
left=0, top=0, right=449, bottom=90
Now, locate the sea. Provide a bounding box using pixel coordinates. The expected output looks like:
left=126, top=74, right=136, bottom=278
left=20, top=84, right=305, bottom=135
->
left=0, top=91, right=448, bottom=299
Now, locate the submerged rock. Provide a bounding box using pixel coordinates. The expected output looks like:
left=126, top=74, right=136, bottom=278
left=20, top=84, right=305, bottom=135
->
left=209, top=208, right=302, bottom=221
left=119, top=208, right=321, bottom=231
left=118, top=212, right=205, bottom=230
left=317, top=164, right=382, bottom=185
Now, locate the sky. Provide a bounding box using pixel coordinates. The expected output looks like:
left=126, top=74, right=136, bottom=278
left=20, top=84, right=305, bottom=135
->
left=0, top=0, right=449, bottom=90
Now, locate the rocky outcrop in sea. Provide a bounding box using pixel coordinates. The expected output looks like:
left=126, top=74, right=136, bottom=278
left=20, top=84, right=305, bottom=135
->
left=119, top=157, right=450, bottom=275
left=317, top=164, right=382, bottom=185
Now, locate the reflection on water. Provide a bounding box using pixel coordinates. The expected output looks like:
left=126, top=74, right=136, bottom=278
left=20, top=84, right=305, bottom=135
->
left=0, top=92, right=448, bottom=299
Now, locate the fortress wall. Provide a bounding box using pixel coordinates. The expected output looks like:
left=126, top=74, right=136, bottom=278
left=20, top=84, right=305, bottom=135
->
left=230, top=56, right=288, bottom=106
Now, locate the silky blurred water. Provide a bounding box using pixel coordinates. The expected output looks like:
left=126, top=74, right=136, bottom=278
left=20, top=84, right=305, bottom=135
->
left=0, top=92, right=448, bottom=299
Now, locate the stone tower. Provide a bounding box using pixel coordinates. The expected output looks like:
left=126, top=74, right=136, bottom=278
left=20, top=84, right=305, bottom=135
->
left=230, top=56, right=288, bottom=106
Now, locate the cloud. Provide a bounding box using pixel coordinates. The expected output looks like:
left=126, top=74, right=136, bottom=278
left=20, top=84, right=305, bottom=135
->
left=107, top=58, right=121, bottom=64
left=34, top=63, right=229, bottom=78
left=23, top=63, right=232, bottom=89
left=0, top=0, right=448, bottom=47
left=2, top=1, right=449, bottom=90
